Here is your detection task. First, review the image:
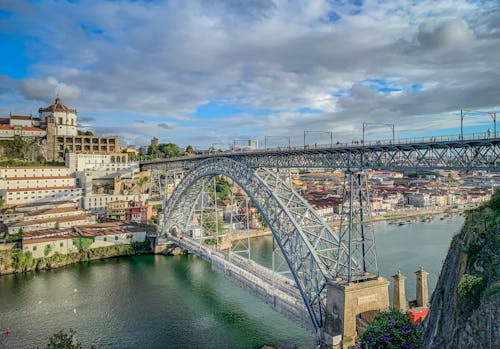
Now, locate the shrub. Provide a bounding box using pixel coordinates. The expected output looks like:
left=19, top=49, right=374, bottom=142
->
left=40, top=329, right=97, bottom=349
left=72, top=237, right=94, bottom=252
left=457, top=274, right=485, bottom=313
left=358, top=309, right=422, bottom=349
left=44, top=244, right=53, bottom=257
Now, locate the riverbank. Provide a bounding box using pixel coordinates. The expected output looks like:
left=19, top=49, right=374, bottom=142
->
left=374, top=207, right=463, bottom=222
left=0, top=209, right=463, bottom=276
left=0, top=242, right=152, bottom=276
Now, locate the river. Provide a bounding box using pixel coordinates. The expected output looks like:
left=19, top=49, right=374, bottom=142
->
left=0, top=214, right=464, bottom=348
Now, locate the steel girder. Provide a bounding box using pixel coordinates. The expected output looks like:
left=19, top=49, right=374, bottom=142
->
left=336, top=171, right=378, bottom=282
left=162, top=157, right=349, bottom=331
left=141, top=138, right=500, bottom=171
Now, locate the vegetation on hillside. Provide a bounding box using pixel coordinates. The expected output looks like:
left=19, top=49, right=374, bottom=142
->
left=456, top=189, right=500, bottom=314
left=0, top=242, right=151, bottom=275
left=0, top=136, right=28, bottom=158
left=0, top=159, right=64, bottom=167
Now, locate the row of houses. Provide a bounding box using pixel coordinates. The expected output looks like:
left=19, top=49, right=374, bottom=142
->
left=21, top=222, right=147, bottom=258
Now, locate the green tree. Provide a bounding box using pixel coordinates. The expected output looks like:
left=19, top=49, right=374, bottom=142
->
left=72, top=237, right=94, bottom=252
left=185, top=145, right=195, bottom=154
left=201, top=211, right=224, bottom=235
left=358, top=309, right=422, bottom=349
left=44, top=244, right=53, bottom=257
left=41, top=329, right=97, bottom=349
left=158, top=143, right=180, bottom=158
left=77, top=130, right=94, bottom=136
left=206, top=176, right=231, bottom=202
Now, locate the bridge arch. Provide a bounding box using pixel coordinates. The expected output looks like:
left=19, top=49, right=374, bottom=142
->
left=162, top=157, right=350, bottom=330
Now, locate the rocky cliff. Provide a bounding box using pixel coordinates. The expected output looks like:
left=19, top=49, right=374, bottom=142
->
left=422, top=192, right=499, bottom=348
left=0, top=137, right=47, bottom=161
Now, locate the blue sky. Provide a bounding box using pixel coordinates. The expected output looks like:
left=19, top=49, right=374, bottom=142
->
left=0, top=0, right=499, bottom=148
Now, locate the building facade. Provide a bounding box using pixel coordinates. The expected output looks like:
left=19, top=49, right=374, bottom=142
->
left=0, top=166, right=82, bottom=206
left=1, top=98, right=120, bottom=162
left=83, top=194, right=148, bottom=214
left=65, top=152, right=129, bottom=173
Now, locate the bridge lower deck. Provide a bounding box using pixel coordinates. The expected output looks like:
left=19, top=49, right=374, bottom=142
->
left=164, top=235, right=312, bottom=330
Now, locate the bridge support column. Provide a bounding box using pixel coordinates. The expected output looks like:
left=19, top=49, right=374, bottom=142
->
left=321, top=278, right=390, bottom=349
left=336, top=170, right=378, bottom=281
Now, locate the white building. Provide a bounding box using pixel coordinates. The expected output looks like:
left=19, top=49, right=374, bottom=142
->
left=0, top=166, right=82, bottom=206
left=65, top=152, right=131, bottom=173
left=83, top=194, right=148, bottom=214
left=38, top=98, right=77, bottom=136
left=21, top=222, right=147, bottom=258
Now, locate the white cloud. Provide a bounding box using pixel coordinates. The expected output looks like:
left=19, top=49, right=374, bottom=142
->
left=0, top=0, right=499, bottom=146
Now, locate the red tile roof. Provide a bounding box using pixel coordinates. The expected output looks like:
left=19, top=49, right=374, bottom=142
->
left=22, top=127, right=45, bottom=132
left=6, top=186, right=79, bottom=192
left=8, top=214, right=94, bottom=227
left=0, top=166, right=68, bottom=169
left=6, top=176, right=73, bottom=180
left=38, top=98, right=76, bottom=113
left=23, top=232, right=80, bottom=245
left=10, top=115, right=31, bottom=120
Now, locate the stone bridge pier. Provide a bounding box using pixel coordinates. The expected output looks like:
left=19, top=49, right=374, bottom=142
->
left=319, top=277, right=390, bottom=349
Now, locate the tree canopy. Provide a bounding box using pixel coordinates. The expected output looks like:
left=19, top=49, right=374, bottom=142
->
left=148, top=142, right=180, bottom=158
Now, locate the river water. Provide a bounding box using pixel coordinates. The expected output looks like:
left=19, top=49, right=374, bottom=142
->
left=0, top=214, right=464, bottom=349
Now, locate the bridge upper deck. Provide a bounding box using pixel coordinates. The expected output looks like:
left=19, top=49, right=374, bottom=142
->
left=141, top=133, right=500, bottom=171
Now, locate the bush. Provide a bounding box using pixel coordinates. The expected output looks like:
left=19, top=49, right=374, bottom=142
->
left=72, top=237, right=94, bottom=252
left=358, top=309, right=422, bottom=349
left=40, top=329, right=97, bottom=349
left=44, top=244, right=53, bottom=257
left=6, top=230, right=23, bottom=242
left=457, top=274, right=484, bottom=313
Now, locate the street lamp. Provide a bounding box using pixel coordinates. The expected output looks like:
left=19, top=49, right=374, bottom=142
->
left=264, top=135, right=291, bottom=151
left=460, top=109, right=497, bottom=140
left=362, top=122, right=395, bottom=144
left=303, top=130, right=333, bottom=148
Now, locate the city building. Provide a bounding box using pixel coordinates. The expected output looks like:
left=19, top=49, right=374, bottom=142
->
left=0, top=166, right=82, bottom=206
left=106, top=200, right=127, bottom=221
left=1, top=98, right=120, bottom=161
left=125, top=202, right=152, bottom=224
left=21, top=222, right=147, bottom=258
left=65, top=152, right=129, bottom=173
left=83, top=194, right=148, bottom=215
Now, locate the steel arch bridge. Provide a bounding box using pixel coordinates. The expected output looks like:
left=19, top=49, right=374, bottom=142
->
left=162, top=157, right=372, bottom=331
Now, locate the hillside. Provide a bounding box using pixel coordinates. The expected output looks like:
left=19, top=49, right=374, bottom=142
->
left=422, top=190, right=499, bottom=348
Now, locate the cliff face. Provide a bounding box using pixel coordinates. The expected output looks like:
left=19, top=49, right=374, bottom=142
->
left=422, top=193, right=500, bottom=348
left=0, top=137, right=47, bottom=161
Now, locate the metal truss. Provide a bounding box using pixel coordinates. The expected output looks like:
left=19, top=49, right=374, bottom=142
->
left=142, top=137, right=500, bottom=171
left=148, top=168, right=166, bottom=199
left=336, top=171, right=378, bottom=282
left=162, top=157, right=351, bottom=331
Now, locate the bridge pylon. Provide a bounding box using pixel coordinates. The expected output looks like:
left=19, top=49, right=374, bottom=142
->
left=319, top=169, right=389, bottom=349
left=336, top=170, right=378, bottom=282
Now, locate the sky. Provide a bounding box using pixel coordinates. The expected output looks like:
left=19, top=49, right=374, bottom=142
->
left=0, top=0, right=499, bottom=149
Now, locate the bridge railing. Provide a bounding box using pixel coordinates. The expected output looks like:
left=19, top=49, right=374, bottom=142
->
left=140, top=132, right=497, bottom=164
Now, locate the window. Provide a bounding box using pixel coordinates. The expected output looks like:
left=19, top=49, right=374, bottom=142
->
left=33, top=246, right=37, bottom=251
left=115, top=236, right=118, bottom=241
left=103, top=237, right=107, bottom=241
left=60, top=242, right=64, bottom=247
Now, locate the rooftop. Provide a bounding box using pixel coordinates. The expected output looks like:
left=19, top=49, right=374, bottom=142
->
left=38, top=98, right=77, bottom=114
